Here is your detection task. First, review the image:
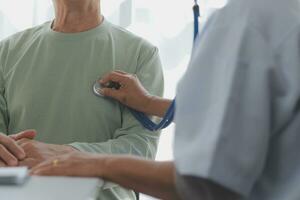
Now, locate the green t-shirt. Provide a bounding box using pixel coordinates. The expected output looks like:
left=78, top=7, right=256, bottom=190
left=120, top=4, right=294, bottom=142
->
left=0, top=19, right=164, bottom=199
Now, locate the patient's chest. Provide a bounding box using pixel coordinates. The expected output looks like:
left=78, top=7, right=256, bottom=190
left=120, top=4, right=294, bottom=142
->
left=4, top=38, right=128, bottom=144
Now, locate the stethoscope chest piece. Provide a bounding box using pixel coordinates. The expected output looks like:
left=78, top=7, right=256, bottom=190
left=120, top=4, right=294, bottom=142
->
left=93, top=81, right=103, bottom=97
left=93, top=80, right=122, bottom=97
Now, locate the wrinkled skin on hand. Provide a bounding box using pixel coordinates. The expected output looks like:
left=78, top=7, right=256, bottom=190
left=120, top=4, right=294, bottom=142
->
left=16, top=139, right=76, bottom=169
left=31, top=151, right=105, bottom=177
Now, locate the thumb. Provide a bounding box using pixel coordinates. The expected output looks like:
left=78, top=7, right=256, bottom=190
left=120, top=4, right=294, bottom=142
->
left=10, top=129, right=37, bottom=141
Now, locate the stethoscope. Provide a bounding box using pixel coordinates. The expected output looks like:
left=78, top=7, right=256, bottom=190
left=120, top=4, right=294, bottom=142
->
left=93, top=1, right=200, bottom=131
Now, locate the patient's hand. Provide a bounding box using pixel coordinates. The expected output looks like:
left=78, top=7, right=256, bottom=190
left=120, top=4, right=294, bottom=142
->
left=0, top=130, right=37, bottom=166
left=17, top=139, right=76, bottom=169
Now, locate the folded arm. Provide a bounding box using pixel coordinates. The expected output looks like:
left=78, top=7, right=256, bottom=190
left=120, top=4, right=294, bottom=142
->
left=69, top=45, right=164, bottom=158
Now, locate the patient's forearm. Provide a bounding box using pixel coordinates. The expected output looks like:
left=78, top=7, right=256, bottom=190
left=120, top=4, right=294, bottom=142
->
left=100, top=156, right=180, bottom=200
left=145, top=97, right=172, bottom=118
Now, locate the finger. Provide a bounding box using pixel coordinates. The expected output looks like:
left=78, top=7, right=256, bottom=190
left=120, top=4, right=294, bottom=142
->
left=114, top=70, right=128, bottom=75
left=31, top=158, right=62, bottom=171
left=31, top=164, right=67, bottom=176
left=10, top=130, right=37, bottom=141
left=99, top=88, right=124, bottom=101
left=31, top=157, right=70, bottom=176
left=100, top=71, right=128, bottom=85
left=0, top=144, right=18, bottom=166
left=31, top=167, right=57, bottom=176
left=31, top=159, right=53, bottom=172
left=30, top=163, right=48, bottom=175
left=19, top=158, right=37, bottom=169
left=0, top=159, right=7, bottom=167
left=34, top=166, right=75, bottom=177
left=16, top=138, right=32, bottom=146
left=0, top=134, right=25, bottom=160
left=31, top=165, right=56, bottom=176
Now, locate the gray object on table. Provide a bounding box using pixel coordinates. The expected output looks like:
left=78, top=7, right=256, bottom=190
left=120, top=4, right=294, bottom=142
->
left=0, top=176, right=103, bottom=200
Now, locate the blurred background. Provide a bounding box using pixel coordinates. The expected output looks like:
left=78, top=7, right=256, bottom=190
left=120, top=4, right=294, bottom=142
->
left=0, top=0, right=226, bottom=199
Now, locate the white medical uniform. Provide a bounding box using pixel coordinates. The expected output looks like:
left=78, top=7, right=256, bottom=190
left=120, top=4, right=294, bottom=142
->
left=174, top=0, right=300, bottom=199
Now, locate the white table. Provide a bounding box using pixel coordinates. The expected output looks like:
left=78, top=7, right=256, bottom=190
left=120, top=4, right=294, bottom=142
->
left=0, top=176, right=103, bottom=200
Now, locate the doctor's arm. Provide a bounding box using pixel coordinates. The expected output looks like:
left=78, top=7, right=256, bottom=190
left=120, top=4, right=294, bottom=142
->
left=31, top=154, right=178, bottom=199
left=31, top=153, right=240, bottom=200
left=100, top=70, right=172, bottom=118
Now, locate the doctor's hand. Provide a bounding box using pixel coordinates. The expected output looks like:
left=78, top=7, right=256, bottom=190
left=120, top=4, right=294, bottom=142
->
left=99, top=71, right=152, bottom=114
left=0, top=130, right=37, bottom=166
left=100, top=71, right=172, bottom=118
left=30, top=152, right=105, bottom=177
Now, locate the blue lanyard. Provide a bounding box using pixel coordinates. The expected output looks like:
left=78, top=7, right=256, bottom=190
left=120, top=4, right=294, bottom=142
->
left=130, top=2, right=200, bottom=131
left=193, top=0, right=200, bottom=41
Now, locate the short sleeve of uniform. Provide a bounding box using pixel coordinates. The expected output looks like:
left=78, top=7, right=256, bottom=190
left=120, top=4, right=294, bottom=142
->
left=174, top=16, right=275, bottom=197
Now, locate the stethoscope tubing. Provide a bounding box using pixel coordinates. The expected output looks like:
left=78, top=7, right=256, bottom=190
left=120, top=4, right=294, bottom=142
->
left=128, top=1, right=200, bottom=131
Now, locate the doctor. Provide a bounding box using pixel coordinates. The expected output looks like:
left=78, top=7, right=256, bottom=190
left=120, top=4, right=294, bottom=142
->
left=31, top=0, right=300, bottom=199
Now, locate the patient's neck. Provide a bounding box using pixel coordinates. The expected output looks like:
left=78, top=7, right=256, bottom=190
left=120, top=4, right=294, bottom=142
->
left=52, top=1, right=103, bottom=33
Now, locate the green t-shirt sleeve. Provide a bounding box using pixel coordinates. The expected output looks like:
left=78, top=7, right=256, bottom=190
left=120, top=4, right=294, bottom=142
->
left=70, top=44, right=164, bottom=159
left=0, top=41, right=9, bottom=134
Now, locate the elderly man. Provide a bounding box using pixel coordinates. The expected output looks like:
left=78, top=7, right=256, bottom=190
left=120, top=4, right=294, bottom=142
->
left=0, top=0, right=163, bottom=199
